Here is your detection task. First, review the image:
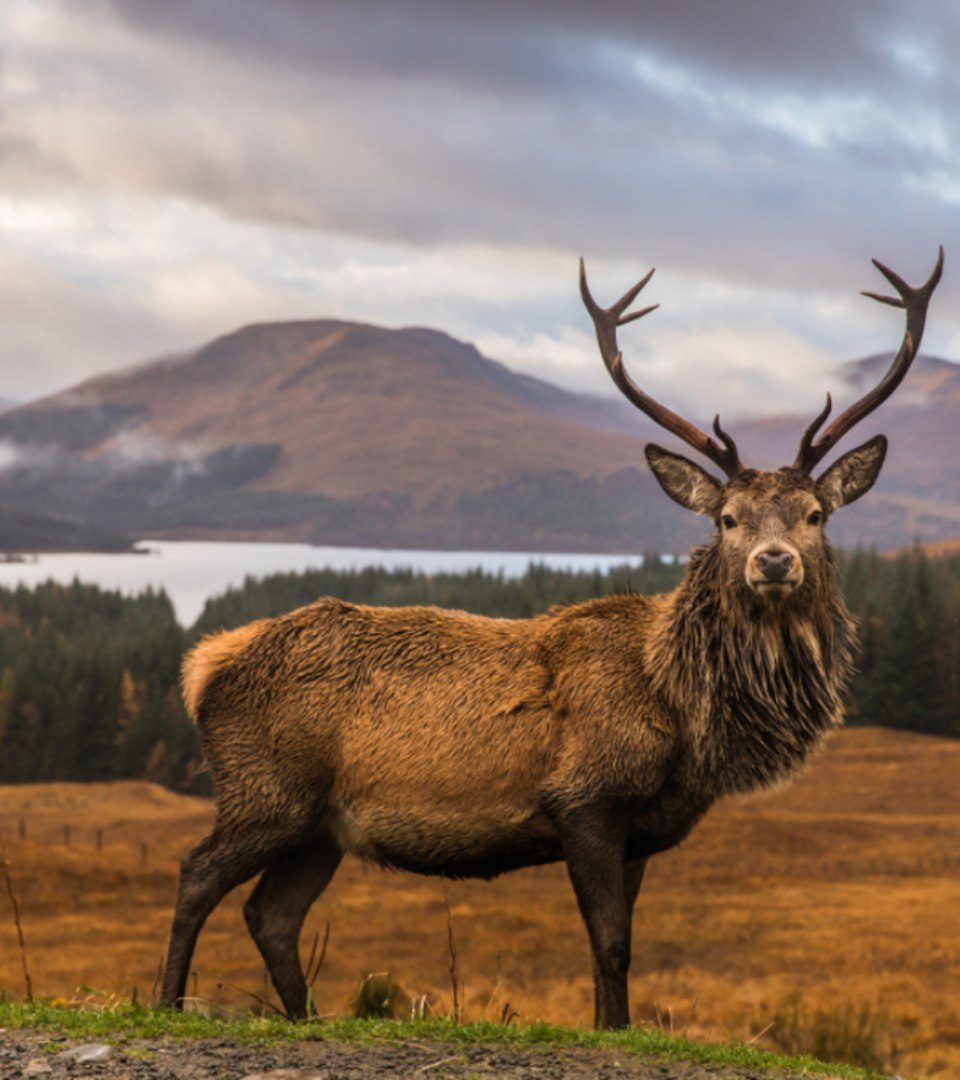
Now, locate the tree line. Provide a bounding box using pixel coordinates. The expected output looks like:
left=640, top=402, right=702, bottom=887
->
left=0, top=548, right=957, bottom=790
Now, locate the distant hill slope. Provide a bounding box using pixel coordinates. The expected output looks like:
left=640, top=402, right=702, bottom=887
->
left=0, top=320, right=957, bottom=552
left=51, top=321, right=657, bottom=501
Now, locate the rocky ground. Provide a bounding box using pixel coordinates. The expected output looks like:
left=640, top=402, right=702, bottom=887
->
left=0, top=1032, right=836, bottom=1079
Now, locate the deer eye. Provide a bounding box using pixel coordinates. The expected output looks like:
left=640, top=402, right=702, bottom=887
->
left=721, top=514, right=737, bottom=530
left=807, top=509, right=823, bottom=526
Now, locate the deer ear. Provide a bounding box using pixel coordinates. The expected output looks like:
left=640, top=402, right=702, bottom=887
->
left=646, top=444, right=723, bottom=516
left=815, top=434, right=887, bottom=513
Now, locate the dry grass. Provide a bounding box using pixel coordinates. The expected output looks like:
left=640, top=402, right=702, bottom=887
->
left=0, top=727, right=956, bottom=1077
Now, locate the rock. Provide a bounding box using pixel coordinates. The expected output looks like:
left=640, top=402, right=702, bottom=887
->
left=58, top=1043, right=114, bottom=1062
left=23, top=1059, right=53, bottom=1076
left=239, top=1071, right=328, bottom=1080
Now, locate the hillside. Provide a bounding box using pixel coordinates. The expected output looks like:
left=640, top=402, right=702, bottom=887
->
left=0, top=321, right=703, bottom=553
left=907, top=537, right=960, bottom=558
left=0, top=321, right=957, bottom=552
left=22, top=321, right=655, bottom=502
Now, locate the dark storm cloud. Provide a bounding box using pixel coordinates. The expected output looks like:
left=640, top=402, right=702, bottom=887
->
left=25, top=0, right=949, bottom=291
left=101, top=0, right=919, bottom=90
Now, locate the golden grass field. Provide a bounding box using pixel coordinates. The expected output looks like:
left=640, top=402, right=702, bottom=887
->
left=0, top=727, right=957, bottom=1077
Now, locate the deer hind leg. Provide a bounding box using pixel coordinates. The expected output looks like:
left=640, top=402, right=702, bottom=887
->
left=160, top=825, right=296, bottom=1010
left=243, top=838, right=343, bottom=1020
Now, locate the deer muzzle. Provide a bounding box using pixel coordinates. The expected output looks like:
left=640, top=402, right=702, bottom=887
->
left=747, top=543, right=803, bottom=597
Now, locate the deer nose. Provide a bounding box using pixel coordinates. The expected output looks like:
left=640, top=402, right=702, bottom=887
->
left=755, top=549, right=794, bottom=582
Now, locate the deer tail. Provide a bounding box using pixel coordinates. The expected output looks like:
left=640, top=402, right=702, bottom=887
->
left=180, top=622, right=264, bottom=720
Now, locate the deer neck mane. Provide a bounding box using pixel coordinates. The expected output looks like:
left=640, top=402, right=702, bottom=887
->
left=647, top=540, right=856, bottom=796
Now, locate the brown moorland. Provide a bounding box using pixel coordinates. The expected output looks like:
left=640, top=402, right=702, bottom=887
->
left=896, top=537, right=960, bottom=559
left=0, top=727, right=957, bottom=1077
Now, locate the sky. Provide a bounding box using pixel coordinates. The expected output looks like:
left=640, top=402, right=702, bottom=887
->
left=1, top=0, right=958, bottom=418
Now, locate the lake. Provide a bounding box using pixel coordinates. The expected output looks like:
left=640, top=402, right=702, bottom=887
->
left=0, top=540, right=650, bottom=626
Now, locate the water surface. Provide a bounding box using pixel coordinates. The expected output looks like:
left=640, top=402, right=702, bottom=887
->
left=0, top=540, right=648, bottom=626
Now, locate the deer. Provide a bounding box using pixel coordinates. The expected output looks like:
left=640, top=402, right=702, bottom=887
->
left=160, top=248, right=942, bottom=1029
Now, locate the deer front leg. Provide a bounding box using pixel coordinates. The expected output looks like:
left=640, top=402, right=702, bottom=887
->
left=562, top=817, right=632, bottom=1029
left=624, top=858, right=647, bottom=922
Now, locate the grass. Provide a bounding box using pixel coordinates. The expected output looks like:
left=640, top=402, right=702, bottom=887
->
left=0, top=1000, right=886, bottom=1078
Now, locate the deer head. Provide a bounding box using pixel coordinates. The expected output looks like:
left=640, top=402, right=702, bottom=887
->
left=581, top=249, right=943, bottom=604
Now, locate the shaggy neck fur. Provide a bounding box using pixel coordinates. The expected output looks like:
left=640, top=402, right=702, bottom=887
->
left=648, top=540, right=856, bottom=797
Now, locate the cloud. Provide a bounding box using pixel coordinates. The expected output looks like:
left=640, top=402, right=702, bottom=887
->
left=0, top=443, right=24, bottom=470
left=0, top=0, right=957, bottom=407
left=0, top=246, right=175, bottom=400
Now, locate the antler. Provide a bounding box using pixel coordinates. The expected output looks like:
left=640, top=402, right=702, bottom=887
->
left=580, top=258, right=744, bottom=476
left=794, top=247, right=944, bottom=473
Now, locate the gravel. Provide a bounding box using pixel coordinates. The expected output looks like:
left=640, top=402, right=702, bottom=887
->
left=0, top=1031, right=824, bottom=1079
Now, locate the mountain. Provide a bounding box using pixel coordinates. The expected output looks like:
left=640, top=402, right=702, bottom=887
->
left=0, top=321, right=957, bottom=553
left=0, top=321, right=705, bottom=553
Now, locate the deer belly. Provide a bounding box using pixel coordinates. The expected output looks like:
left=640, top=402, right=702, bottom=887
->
left=330, top=797, right=561, bottom=879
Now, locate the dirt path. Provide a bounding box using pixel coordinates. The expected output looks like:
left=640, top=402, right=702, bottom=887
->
left=0, top=1032, right=832, bottom=1079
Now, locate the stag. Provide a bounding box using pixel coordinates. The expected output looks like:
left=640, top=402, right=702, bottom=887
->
left=161, top=249, right=942, bottom=1028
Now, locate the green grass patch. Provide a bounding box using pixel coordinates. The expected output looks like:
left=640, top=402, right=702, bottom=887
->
left=0, top=1000, right=885, bottom=1078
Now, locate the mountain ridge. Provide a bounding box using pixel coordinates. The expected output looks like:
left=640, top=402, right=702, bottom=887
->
left=0, top=319, right=957, bottom=553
